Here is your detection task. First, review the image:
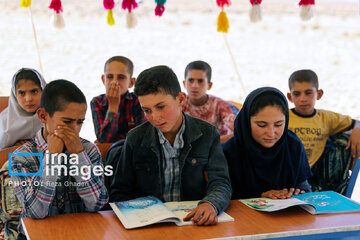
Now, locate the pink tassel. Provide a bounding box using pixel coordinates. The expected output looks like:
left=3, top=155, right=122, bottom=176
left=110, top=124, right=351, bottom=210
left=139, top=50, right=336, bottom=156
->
left=122, top=0, right=138, bottom=13
left=104, top=0, right=115, bottom=10
left=155, top=5, right=165, bottom=16
left=250, top=0, right=262, bottom=5
left=299, top=0, right=314, bottom=6
left=216, top=0, right=231, bottom=8
left=49, top=0, right=63, bottom=14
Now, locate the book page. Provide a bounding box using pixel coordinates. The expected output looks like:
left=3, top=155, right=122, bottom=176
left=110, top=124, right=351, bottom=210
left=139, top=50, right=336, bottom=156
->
left=110, top=196, right=180, bottom=229
left=239, top=198, right=308, bottom=212
left=164, top=201, right=234, bottom=226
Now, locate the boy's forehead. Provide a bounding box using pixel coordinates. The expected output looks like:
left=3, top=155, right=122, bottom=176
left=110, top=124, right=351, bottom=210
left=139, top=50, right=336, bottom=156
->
left=291, top=81, right=317, bottom=91
left=138, top=92, right=175, bottom=107
left=52, top=102, right=87, bottom=119
left=105, top=61, right=129, bottom=73
left=187, top=69, right=207, bottom=77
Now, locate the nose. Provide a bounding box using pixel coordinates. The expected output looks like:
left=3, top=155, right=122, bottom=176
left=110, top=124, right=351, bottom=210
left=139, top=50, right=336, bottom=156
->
left=299, top=93, right=306, bottom=102
left=151, top=110, right=161, bottom=122
left=25, top=94, right=33, bottom=102
left=265, top=126, right=275, bottom=138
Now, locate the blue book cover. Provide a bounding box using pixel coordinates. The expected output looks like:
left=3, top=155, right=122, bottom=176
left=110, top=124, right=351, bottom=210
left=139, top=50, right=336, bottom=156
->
left=293, top=191, right=360, bottom=214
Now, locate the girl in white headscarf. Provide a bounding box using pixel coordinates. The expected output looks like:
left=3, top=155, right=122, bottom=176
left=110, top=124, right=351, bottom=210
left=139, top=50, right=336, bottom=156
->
left=0, top=68, right=46, bottom=149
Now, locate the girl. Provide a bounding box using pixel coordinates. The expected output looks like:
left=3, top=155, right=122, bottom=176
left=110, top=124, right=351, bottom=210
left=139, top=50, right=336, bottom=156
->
left=0, top=68, right=46, bottom=149
left=222, top=87, right=312, bottom=199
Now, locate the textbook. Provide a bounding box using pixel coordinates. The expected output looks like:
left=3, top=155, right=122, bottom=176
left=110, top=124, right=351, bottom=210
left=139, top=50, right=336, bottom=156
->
left=110, top=196, right=234, bottom=229
left=239, top=191, right=360, bottom=215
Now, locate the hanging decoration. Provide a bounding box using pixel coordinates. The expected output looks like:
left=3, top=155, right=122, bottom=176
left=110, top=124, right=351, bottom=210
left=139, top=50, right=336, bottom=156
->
left=20, top=0, right=31, bottom=8
left=216, top=0, right=231, bottom=33
left=155, top=0, right=166, bottom=17
left=49, top=0, right=65, bottom=29
left=299, top=0, right=315, bottom=21
left=122, top=0, right=138, bottom=29
left=104, top=0, right=115, bottom=25
left=249, top=0, right=262, bottom=23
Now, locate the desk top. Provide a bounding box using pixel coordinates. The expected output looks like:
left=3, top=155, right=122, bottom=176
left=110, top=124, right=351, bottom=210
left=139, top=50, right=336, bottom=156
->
left=22, top=200, right=360, bottom=240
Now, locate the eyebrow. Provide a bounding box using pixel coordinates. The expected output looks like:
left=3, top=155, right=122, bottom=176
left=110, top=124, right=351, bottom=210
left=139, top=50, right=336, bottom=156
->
left=61, top=117, right=85, bottom=121
left=142, top=101, right=165, bottom=109
left=254, top=120, right=285, bottom=124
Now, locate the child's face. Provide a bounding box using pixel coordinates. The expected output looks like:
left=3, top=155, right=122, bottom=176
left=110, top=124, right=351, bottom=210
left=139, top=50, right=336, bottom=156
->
left=287, top=81, right=323, bottom=116
left=102, top=61, right=135, bottom=97
left=138, top=91, right=186, bottom=139
left=38, top=102, right=87, bottom=140
left=250, top=105, right=286, bottom=148
left=15, top=79, right=42, bottom=113
left=183, top=70, right=212, bottom=105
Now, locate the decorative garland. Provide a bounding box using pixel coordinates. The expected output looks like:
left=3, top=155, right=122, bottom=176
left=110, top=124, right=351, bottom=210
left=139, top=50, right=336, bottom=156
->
left=249, top=0, right=262, bottom=23
left=122, top=0, right=138, bottom=29
left=216, top=0, right=231, bottom=33
left=20, top=0, right=31, bottom=8
left=155, top=0, right=167, bottom=17
left=49, top=0, right=65, bottom=29
left=104, top=0, right=115, bottom=26
left=299, top=0, right=315, bottom=21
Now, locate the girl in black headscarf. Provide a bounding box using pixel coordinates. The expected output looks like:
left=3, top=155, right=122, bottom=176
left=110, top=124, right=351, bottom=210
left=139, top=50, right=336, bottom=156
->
left=222, top=87, right=312, bottom=199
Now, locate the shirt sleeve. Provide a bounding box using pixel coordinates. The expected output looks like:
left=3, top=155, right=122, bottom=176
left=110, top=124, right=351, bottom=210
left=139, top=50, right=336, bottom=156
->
left=72, top=143, right=109, bottom=211
left=217, top=99, right=236, bottom=135
left=328, top=111, right=353, bottom=136
left=11, top=150, right=60, bottom=219
left=90, top=97, right=120, bottom=143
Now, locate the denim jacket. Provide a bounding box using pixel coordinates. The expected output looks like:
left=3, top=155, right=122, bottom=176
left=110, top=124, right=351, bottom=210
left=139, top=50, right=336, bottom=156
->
left=110, top=113, right=232, bottom=213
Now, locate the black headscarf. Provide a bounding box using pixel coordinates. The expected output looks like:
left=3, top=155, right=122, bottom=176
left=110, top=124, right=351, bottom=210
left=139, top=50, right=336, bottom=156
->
left=222, top=87, right=311, bottom=199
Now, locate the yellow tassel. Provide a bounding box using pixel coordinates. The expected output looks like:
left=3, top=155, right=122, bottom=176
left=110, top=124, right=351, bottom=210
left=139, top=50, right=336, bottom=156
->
left=20, top=0, right=31, bottom=8
left=217, top=11, right=229, bottom=33
left=107, top=9, right=115, bottom=26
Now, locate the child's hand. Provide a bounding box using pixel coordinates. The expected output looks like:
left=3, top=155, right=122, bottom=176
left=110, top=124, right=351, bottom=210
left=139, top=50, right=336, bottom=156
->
left=47, top=134, right=64, bottom=154
left=54, top=126, right=83, bottom=154
left=106, top=82, right=121, bottom=113
left=261, top=188, right=305, bottom=199
left=347, top=128, right=360, bottom=159
left=183, top=202, right=218, bottom=226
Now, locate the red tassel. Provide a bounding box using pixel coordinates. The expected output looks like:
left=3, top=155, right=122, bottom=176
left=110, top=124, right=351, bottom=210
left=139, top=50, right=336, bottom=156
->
left=122, top=0, right=138, bottom=13
left=299, top=0, right=315, bottom=6
left=250, top=0, right=262, bottom=5
left=216, top=0, right=231, bottom=8
left=155, top=5, right=165, bottom=16
left=49, top=0, right=63, bottom=14
left=104, top=0, right=115, bottom=10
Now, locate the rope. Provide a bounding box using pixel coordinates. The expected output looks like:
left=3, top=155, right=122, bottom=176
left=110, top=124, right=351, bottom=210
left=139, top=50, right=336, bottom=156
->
left=28, top=7, right=44, bottom=75
left=209, top=0, right=247, bottom=99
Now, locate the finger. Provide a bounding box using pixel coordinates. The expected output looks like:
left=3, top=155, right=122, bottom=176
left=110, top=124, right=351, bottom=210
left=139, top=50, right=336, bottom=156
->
left=192, top=208, right=204, bottom=224
left=300, top=190, right=305, bottom=194
left=183, top=209, right=196, bottom=221
left=202, top=213, right=216, bottom=226
left=196, top=211, right=210, bottom=225
left=293, top=188, right=301, bottom=195
left=346, top=139, right=351, bottom=150
left=287, top=188, right=295, bottom=197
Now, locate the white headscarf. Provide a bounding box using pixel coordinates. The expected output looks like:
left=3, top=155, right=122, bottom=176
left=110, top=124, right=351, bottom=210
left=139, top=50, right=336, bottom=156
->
left=0, top=68, right=46, bottom=149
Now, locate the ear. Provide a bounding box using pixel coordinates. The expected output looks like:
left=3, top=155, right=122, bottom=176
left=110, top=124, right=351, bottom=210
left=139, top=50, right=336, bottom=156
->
left=101, top=74, right=105, bottom=85
left=37, top=108, right=48, bottom=124
left=287, top=92, right=294, bottom=103
left=129, top=77, right=136, bottom=88
left=177, top=92, right=187, bottom=107
left=208, top=82, right=213, bottom=90
left=317, top=89, right=324, bottom=100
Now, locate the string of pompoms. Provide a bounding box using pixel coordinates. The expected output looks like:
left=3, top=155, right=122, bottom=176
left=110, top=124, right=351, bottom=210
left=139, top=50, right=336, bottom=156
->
left=216, top=0, right=231, bottom=33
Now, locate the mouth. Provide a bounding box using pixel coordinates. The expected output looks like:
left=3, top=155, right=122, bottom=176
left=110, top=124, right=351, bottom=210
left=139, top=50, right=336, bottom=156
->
left=264, top=139, right=275, bottom=143
left=155, top=123, right=166, bottom=128
left=25, top=104, right=35, bottom=109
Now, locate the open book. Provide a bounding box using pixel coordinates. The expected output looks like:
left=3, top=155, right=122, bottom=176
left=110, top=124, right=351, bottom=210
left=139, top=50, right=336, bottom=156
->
left=239, top=191, right=360, bottom=215
left=110, top=196, right=234, bottom=229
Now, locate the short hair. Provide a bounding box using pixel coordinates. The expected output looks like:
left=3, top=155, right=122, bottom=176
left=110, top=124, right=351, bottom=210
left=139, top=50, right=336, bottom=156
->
left=40, top=79, right=86, bottom=117
left=104, top=56, right=134, bottom=77
left=288, top=69, right=319, bottom=90
left=15, top=69, right=41, bottom=89
left=134, top=65, right=181, bottom=98
left=250, top=91, right=288, bottom=117
left=184, top=60, right=212, bottom=82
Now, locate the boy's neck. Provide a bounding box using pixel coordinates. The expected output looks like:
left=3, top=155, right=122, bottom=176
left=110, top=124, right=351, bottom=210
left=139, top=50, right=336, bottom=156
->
left=190, top=94, right=208, bottom=106
left=292, top=108, right=317, bottom=118
left=163, top=114, right=184, bottom=146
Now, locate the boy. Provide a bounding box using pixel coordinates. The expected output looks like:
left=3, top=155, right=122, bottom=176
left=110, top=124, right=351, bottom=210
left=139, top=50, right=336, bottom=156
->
left=287, top=69, right=360, bottom=168
left=11, top=80, right=108, bottom=238
left=110, top=65, right=232, bottom=226
left=91, top=56, right=145, bottom=143
left=182, top=60, right=235, bottom=136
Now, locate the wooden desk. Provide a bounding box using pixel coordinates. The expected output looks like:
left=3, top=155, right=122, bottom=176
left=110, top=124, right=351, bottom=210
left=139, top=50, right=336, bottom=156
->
left=22, top=200, right=360, bottom=240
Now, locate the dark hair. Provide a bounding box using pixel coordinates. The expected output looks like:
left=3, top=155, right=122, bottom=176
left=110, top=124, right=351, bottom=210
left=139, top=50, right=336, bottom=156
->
left=184, top=60, right=212, bottom=82
left=134, top=65, right=181, bottom=98
left=288, top=69, right=318, bottom=90
left=15, top=69, right=41, bottom=89
left=104, top=56, right=134, bottom=77
left=250, top=91, right=288, bottom=117
left=40, top=79, right=86, bottom=117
